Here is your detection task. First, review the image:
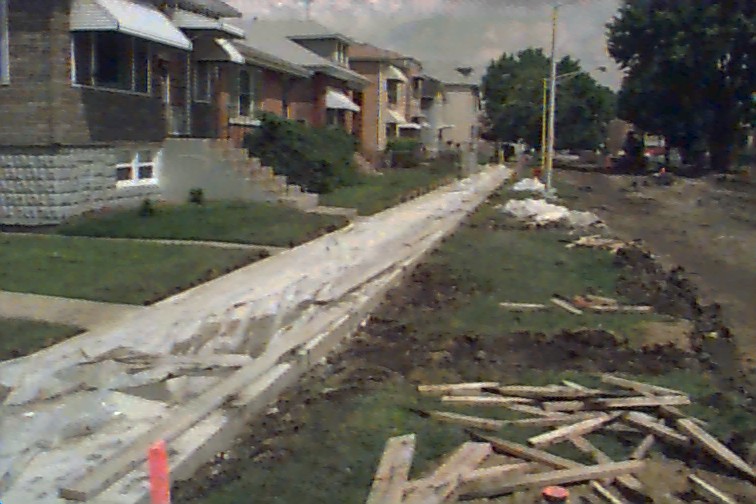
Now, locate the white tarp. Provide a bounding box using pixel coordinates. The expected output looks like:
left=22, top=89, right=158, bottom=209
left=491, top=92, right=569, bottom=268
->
left=512, top=177, right=546, bottom=193
left=502, top=198, right=603, bottom=228
left=70, top=0, right=192, bottom=50
left=326, top=89, right=360, bottom=112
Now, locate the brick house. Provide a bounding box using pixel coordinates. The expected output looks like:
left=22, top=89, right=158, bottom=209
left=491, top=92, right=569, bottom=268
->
left=349, top=43, right=429, bottom=163
left=0, top=0, right=251, bottom=226
left=239, top=20, right=369, bottom=138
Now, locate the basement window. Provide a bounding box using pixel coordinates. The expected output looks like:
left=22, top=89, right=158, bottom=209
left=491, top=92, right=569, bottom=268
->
left=115, top=150, right=159, bottom=187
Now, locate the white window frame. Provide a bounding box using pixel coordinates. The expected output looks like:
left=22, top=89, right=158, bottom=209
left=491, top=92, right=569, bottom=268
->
left=193, top=61, right=211, bottom=103
left=71, top=32, right=152, bottom=96
left=115, top=150, right=160, bottom=188
left=0, top=0, right=9, bottom=85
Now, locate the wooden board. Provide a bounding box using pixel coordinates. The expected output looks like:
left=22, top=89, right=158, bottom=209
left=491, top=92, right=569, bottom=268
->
left=589, top=395, right=690, bottom=409
left=623, top=412, right=689, bottom=447
left=600, top=374, right=686, bottom=397
left=543, top=400, right=587, bottom=412
left=630, top=434, right=655, bottom=460
left=551, top=297, right=584, bottom=315
left=688, top=474, right=738, bottom=504
left=460, top=460, right=644, bottom=499
left=589, top=305, right=653, bottom=314
left=677, top=419, right=756, bottom=482
left=469, top=433, right=581, bottom=470
left=365, top=434, right=416, bottom=504
left=570, top=437, right=644, bottom=494
left=507, top=404, right=567, bottom=417
left=462, top=462, right=535, bottom=483
left=418, top=382, right=500, bottom=397
left=493, top=385, right=602, bottom=400
left=591, top=481, right=628, bottom=504
left=499, top=302, right=548, bottom=312
left=404, top=442, right=492, bottom=504
left=503, top=413, right=601, bottom=428
left=441, top=396, right=533, bottom=407
left=528, top=413, right=620, bottom=448
left=58, top=355, right=291, bottom=501
left=428, top=411, right=505, bottom=432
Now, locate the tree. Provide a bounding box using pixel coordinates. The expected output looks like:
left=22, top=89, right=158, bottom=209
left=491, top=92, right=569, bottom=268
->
left=482, top=48, right=615, bottom=151
left=607, top=1, right=756, bottom=171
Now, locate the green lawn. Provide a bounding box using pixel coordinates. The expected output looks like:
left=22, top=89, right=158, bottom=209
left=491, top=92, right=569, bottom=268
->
left=0, top=318, right=83, bottom=362
left=0, top=234, right=266, bottom=305
left=55, top=201, right=349, bottom=247
left=320, top=159, right=459, bottom=215
left=183, top=186, right=753, bottom=504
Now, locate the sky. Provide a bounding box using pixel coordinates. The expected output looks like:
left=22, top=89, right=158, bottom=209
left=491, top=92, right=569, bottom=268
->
left=225, top=0, right=624, bottom=89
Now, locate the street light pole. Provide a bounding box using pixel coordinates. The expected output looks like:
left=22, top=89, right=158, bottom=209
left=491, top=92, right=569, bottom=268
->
left=541, top=78, right=548, bottom=174
left=545, top=4, right=559, bottom=194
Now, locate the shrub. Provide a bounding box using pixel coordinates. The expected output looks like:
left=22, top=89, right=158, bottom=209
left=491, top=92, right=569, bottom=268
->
left=244, top=113, right=360, bottom=193
left=386, top=138, right=423, bottom=168
left=138, top=198, right=156, bottom=218
left=188, top=188, right=204, bottom=205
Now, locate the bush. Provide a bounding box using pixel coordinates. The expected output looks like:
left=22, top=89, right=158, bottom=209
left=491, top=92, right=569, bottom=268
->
left=244, top=113, right=360, bottom=193
left=188, top=188, right=204, bottom=205
left=138, top=198, right=156, bottom=218
left=386, top=138, right=423, bottom=168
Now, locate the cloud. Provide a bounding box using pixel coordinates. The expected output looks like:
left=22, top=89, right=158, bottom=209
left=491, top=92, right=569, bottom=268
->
left=224, top=0, right=623, bottom=88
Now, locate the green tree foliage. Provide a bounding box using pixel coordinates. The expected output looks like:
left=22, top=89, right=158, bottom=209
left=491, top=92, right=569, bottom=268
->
left=244, top=113, right=361, bottom=193
left=482, top=48, right=616, bottom=151
left=607, top=0, right=756, bottom=170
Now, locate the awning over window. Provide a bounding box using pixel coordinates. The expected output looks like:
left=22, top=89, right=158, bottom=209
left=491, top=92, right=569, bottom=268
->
left=386, top=65, right=408, bottom=83
left=215, top=38, right=245, bottom=64
left=326, top=89, right=360, bottom=112
left=399, top=123, right=422, bottom=130
left=385, top=109, right=407, bottom=124
left=70, top=0, right=192, bottom=50
left=171, top=9, right=245, bottom=39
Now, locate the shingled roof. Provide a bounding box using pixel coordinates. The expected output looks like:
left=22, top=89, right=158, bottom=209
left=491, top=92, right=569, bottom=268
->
left=172, top=0, right=241, bottom=19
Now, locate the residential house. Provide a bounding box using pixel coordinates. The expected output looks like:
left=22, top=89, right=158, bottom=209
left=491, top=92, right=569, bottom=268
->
left=348, top=43, right=428, bottom=163
left=234, top=19, right=369, bottom=141
left=421, top=63, right=482, bottom=151
left=0, top=0, right=263, bottom=225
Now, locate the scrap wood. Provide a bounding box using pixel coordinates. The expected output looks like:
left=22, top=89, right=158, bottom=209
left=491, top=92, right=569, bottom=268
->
left=469, top=433, right=582, bottom=470
left=543, top=400, right=587, bottom=412
left=589, top=305, right=654, bottom=314
left=441, top=396, right=533, bottom=407
left=623, top=412, right=689, bottom=447
left=366, top=434, right=416, bottom=504
left=490, top=385, right=605, bottom=400
left=418, top=382, right=500, bottom=397
left=459, top=460, right=645, bottom=500
left=569, top=437, right=644, bottom=494
left=403, top=442, right=492, bottom=504
left=499, top=302, right=548, bottom=312
left=528, top=413, right=622, bottom=448
left=590, top=481, right=629, bottom=504
left=551, top=297, right=584, bottom=315
left=503, top=412, right=601, bottom=428
left=423, top=410, right=505, bottom=432
left=677, top=419, right=756, bottom=483
left=567, top=235, right=627, bottom=254
left=507, top=403, right=564, bottom=417
left=588, top=395, right=691, bottom=409
left=630, top=435, right=656, bottom=460
left=599, top=374, right=686, bottom=397
left=688, top=474, right=738, bottom=504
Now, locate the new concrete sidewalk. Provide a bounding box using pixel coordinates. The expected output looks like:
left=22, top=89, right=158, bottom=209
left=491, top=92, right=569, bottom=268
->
left=0, top=290, right=144, bottom=329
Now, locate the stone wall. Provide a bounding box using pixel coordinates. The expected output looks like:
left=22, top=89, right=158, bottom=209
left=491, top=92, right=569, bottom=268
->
left=0, top=147, right=161, bottom=226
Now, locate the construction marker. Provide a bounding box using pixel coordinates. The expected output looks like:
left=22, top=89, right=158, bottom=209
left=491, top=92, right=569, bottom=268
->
left=148, top=440, right=171, bottom=504
left=542, top=485, right=569, bottom=503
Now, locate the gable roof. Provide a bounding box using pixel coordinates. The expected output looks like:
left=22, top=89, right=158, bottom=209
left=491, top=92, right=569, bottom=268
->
left=257, top=19, right=354, bottom=45
left=171, top=0, right=241, bottom=19
left=349, top=42, right=406, bottom=62
left=241, top=21, right=369, bottom=87
left=231, top=41, right=311, bottom=78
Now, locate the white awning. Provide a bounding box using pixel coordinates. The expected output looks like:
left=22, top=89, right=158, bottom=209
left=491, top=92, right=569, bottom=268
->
left=171, top=9, right=245, bottom=38
left=399, top=123, right=422, bottom=130
left=215, top=39, right=245, bottom=64
left=386, top=65, right=408, bottom=83
left=71, top=0, right=192, bottom=50
left=326, top=89, right=360, bottom=112
left=385, top=109, right=407, bottom=124
left=439, top=124, right=455, bottom=130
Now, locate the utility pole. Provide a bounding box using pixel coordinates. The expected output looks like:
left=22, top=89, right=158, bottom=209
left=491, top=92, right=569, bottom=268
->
left=545, top=4, right=559, bottom=195
left=541, top=78, right=548, bottom=175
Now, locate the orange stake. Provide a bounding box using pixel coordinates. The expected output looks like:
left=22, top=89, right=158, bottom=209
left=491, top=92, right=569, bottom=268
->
left=148, top=440, right=171, bottom=504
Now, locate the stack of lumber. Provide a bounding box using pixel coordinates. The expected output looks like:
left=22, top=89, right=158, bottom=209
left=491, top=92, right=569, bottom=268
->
left=499, top=295, right=653, bottom=315
left=365, top=375, right=754, bottom=503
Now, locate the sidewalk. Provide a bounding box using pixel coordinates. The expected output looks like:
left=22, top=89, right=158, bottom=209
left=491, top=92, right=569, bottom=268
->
left=0, top=290, right=144, bottom=329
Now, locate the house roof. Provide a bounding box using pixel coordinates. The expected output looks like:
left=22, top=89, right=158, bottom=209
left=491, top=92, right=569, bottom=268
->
left=256, top=19, right=354, bottom=45
left=421, top=61, right=481, bottom=87
left=349, top=42, right=406, bottom=62
left=171, top=0, right=241, bottom=19
left=231, top=40, right=311, bottom=78
left=240, top=21, right=369, bottom=87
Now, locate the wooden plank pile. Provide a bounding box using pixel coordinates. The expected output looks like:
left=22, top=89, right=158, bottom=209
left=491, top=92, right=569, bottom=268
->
left=500, top=294, right=653, bottom=316
left=365, top=375, right=755, bottom=503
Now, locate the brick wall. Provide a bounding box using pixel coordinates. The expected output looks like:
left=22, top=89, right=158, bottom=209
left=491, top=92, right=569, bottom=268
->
left=0, top=0, right=185, bottom=147
left=191, top=102, right=216, bottom=138
left=349, top=61, right=380, bottom=159
left=260, top=69, right=284, bottom=116
left=287, top=78, right=314, bottom=124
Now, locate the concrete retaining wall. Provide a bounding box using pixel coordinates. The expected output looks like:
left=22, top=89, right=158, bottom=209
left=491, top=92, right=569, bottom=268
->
left=0, top=146, right=161, bottom=226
